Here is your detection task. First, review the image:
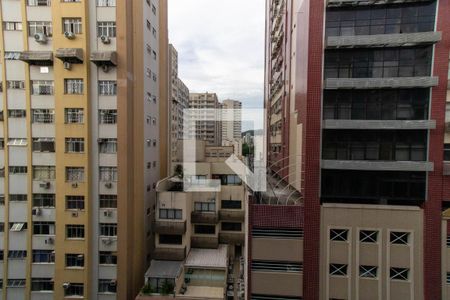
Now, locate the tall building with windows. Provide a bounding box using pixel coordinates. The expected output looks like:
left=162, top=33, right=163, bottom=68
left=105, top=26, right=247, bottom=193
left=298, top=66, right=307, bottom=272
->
left=221, top=99, right=242, bottom=144
left=0, top=0, right=168, bottom=299
left=251, top=0, right=450, bottom=299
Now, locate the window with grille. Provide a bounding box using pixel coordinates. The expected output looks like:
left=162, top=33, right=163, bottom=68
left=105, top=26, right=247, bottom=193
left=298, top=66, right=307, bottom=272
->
left=31, top=80, right=54, bottom=95
left=3, top=22, right=22, bottom=31
left=97, top=22, right=116, bottom=37
left=8, top=139, right=27, bottom=147
left=194, top=202, right=215, bottom=212
left=9, top=222, right=27, bottom=232
left=251, top=260, right=303, bottom=273
left=98, top=81, right=117, bottom=96
left=66, top=254, right=84, bottom=268
left=64, top=79, right=83, bottom=94
left=7, top=81, right=25, bottom=89
left=32, top=138, right=55, bottom=152
left=0, top=139, right=3, bottom=150
left=97, top=0, right=116, bottom=6
left=4, top=52, right=21, bottom=60
left=359, top=265, right=378, bottom=278
left=100, top=223, right=117, bottom=237
left=31, top=278, right=53, bottom=291
left=98, top=279, right=117, bottom=293
left=329, top=264, right=348, bottom=276
left=99, top=110, right=117, bottom=124
left=27, top=0, right=51, bottom=6
left=359, top=230, right=378, bottom=243
left=66, top=196, right=85, bottom=210
left=65, top=108, right=84, bottom=124
left=10, top=195, right=27, bottom=201
left=390, top=231, right=410, bottom=245
left=99, top=195, right=117, bottom=208
left=33, top=166, right=55, bottom=180
left=0, top=223, right=4, bottom=233
left=159, top=209, right=182, bottom=220
left=33, top=222, right=55, bottom=235
left=33, top=194, right=55, bottom=208
left=66, top=225, right=84, bottom=239
left=9, top=166, right=27, bottom=174
left=32, top=250, right=54, bottom=263
left=32, top=109, right=54, bottom=123
left=330, top=229, right=349, bottom=241
left=65, top=138, right=85, bottom=153
left=99, top=167, right=117, bottom=182
left=7, top=279, right=26, bottom=288
left=62, top=18, right=82, bottom=34
left=8, top=109, right=26, bottom=118
left=64, top=283, right=84, bottom=297
left=66, top=167, right=84, bottom=182
left=28, top=21, right=52, bottom=37
left=8, top=250, right=27, bottom=259
left=99, top=251, right=117, bottom=265
left=390, top=267, right=409, bottom=281
left=99, top=138, right=117, bottom=153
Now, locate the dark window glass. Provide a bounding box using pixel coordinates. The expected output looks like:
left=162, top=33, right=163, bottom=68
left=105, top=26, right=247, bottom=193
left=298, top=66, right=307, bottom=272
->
left=444, top=144, right=450, bottom=161
left=159, top=234, right=182, bottom=245
left=194, top=225, right=215, bottom=235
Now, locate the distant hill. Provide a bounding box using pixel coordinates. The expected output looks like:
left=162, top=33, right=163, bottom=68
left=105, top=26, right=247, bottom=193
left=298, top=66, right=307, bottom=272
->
left=242, top=129, right=264, bottom=137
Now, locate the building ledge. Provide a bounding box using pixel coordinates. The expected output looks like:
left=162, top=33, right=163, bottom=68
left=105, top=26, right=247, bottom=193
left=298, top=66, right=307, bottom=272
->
left=326, top=32, right=441, bottom=49
left=321, top=159, right=434, bottom=172
left=55, top=48, right=83, bottom=64
left=153, top=247, right=186, bottom=261
left=327, top=0, right=432, bottom=7
left=90, top=51, right=117, bottom=67
left=324, top=77, right=438, bottom=89
left=18, top=51, right=53, bottom=66
left=323, top=119, right=436, bottom=130
left=153, top=220, right=186, bottom=235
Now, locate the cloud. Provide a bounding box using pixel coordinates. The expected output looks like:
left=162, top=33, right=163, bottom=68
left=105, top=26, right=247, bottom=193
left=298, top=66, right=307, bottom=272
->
left=168, top=0, right=265, bottom=110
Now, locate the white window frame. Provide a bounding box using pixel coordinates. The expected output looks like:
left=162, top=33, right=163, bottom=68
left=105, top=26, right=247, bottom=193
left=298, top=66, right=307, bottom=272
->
left=62, top=18, right=82, bottom=34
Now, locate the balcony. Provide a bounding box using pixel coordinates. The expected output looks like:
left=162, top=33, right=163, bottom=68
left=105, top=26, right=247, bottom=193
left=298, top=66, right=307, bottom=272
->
left=153, top=220, right=186, bottom=235
left=90, top=51, right=117, bottom=70
left=18, top=51, right=53, bottom=66
left=55, top=48, right=83, bottom=64
left=219, top=232, right=245, bottom=245
left=191, top=211, right=218, bottom=224
left=219, top=210, right=245, bottom=222
left=444, top=162, right=450, bottom=176
left=191, top=236, right=219, bottom=248
left=153, top=246, right=186, bottom=261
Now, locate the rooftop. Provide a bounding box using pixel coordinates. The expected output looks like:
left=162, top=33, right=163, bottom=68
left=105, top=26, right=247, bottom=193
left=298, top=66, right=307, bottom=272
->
left=185, top=245, right=228, bottom=269
left=145, top=260, right=183, bottom=279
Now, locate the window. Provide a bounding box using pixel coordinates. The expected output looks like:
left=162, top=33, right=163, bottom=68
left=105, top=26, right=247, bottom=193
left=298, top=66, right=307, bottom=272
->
left=7, top=279, right=26, bottom=288
left=99, top=139, right=117, bottom=153
left=194, top=225, right=215, bottom=235
left=445, top=144, right=450, bottom=161
left=152, top=4, right=156, bottom=15
left=97, top=22, right=116, bottom=37
left=251, top=260, right=302, bottom=273
left=0, top=139, right=4, bottom=150
left=99, top=167, right=117, bottom=182
left=3, top=22, right=22, bottom=31
left=159, top=234, right=182, bottom=245
left=66, top=167, right=84, bottom=182
left=33, top=166, right=56, bottom=180
left=390, top=267, right=409, bottom=281
left=97, top=0, right=116, bottom=6
left=194, top=202, right=215, bottom=212
left=9, top=166, right=27, bottom=174
left=329, top=264, right=348, bottom=276
left=8, top=250, right=27, bottom=259
left=98, top=279, right=117, bottom=293
left=66, top=254, right=84, bottom=268
left=99, top=110, right=117, bottom=124
left=10, top=195, right=27, bottom=201
left=32, top=250, right=54, bottom=263
left=221, top=200, right=242, bottom=209
left=64, top=79, right=83, bottom=94
left=100, top=223, right=117, bottom=237
left=212, top=174, right=242, bottom=185
left=99, top=81, right=117, bottom=96
left=66, top=225, right=84, bottom=239
left=4, top=52, right=21, bottom=60
left=159, top=209, right=182, bottom=220
left=31, top=278, right=53, bottom=291
left=252, top=228, right=304, bottom=239
left=99, top=195, right=117, bottom=208
left=31, top=80, right=53, bottom=95
left=221, top=222, right=242, bottom=231
left=359, top=230, right=378, bottom=243
left=32, top=138, right=55, bottom=152
left=99, top=251, right=117, bottom=265
left=146, top=20, right=151, bottom=30
left=330, top=229, right=349, bottom=241
left=65, top=108, right=84, bottom=124
left=8, top=110, right=26, bottom=118
left=10, top=222, right=27, bottom=232
left=390, top=231, right=410, bottom=245
left=33, top=222, right=55, bottom=235
left=28, top=21, right=52, bottom=37
left=32, top=109, right=54, bottom=124
left=66, top=196, right=85, bottom=210
left=64, top=283, right=84, bottom=297
left=447, top=272, right=450, bottom=284
left=359, top=265, right=378, bottom=278
left=65, top=138, right=85, bottom=153
left=0, top=223, right=4, bottom=233
left=27, top=0, right=51, bottom=6
left=152, top=27, right=157, bottom=37
left=62, top=18, right=82, bottom=34
left=33, top=194, right=55, bottom=208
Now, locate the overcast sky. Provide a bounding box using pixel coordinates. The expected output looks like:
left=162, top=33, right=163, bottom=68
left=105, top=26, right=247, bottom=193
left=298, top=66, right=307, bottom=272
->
left=168, top=0, right=265, bottom=112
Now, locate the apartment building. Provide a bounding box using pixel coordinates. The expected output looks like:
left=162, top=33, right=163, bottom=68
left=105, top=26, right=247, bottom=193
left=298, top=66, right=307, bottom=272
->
left=0, top=0, right=167, bottom=299
left=251, top=0, right=450, bottom=299
left=221, top=99, right=242, bottom=144
left=136, top=141, right=246, bottom=299
left=168, top=44, right=189, bottom=168
left=188, top=92, right=222, bottom=147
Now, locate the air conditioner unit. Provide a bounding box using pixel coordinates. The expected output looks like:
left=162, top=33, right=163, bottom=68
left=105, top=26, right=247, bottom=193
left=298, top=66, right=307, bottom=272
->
left=45, top=237, right=54, bottom=245
left=32, top=207, right=42, bottom=216
left=63, top=61, right=71, bottom=70
left=34, top=32, right=48, bottom=44
left=100, top=35, right=111, bottom=44
left=62, top=282, right=71, bottom=289
left=102, top=238, right=112, bottom=245
left=39, top=181, right=50, bottom=189
left=103, top=210, right=112, bottom=217
left=72, top=182, right=78, bottom=188
left=64, top=31, right=75, bottom=40
left=109, top=279, right=117, bottom=287
left=105, top=182, right=113, bottom=189
left=101, top=64, right=110, bottom=73
left=71, top=211, right=78, bottom=217
left=77, top=254, right=84, bottom=260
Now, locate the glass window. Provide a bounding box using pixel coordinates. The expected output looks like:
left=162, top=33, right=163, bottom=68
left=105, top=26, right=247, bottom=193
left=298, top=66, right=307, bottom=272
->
left=62, top=18, right=82, bottom=34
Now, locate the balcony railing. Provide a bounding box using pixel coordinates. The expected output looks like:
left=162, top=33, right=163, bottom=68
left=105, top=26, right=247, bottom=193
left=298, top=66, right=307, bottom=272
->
left=191, top=236, right=219, bottom=248
left=191, top=211, right=218, bottom=224
left=219, top=210, right=245, bottom=222
left=153, top=246, right=186, bottom=261
left=153, top=220, right=186, bottom=235
left=219, top=232, right=245, bottom=245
